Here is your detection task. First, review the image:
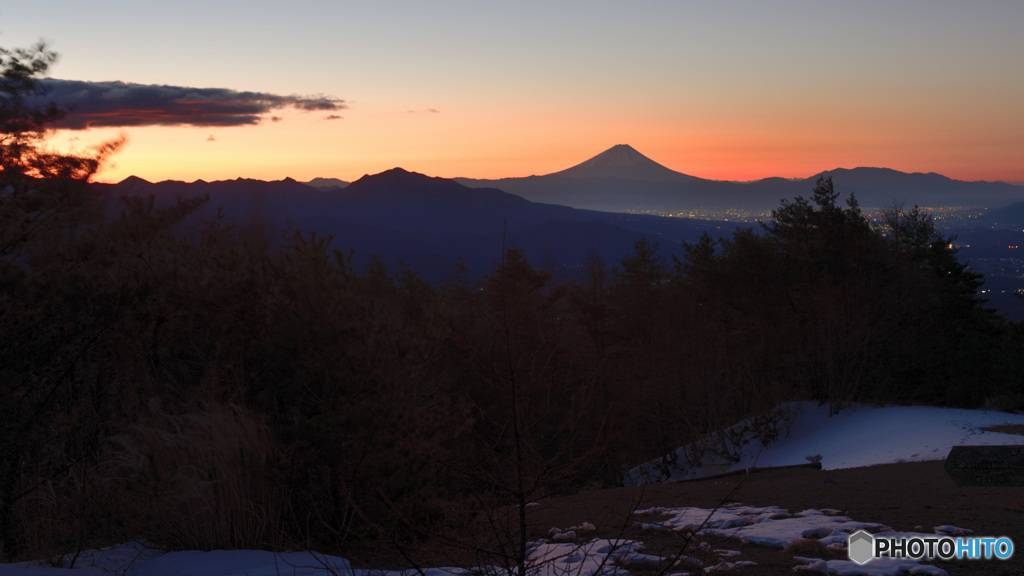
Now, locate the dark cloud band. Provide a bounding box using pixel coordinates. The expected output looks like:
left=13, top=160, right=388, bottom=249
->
left=33, top=79, right=346, bottom=129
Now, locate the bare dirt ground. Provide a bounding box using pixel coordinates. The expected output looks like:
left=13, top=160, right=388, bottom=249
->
left=524, top=460, right=1024, bottom=575
left=372, top=460, right=1023, bottom=574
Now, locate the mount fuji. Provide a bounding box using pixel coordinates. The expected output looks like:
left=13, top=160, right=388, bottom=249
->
left=549, top=144, right=699, bottom=183
left=457, top=145, right=1024, bottom=213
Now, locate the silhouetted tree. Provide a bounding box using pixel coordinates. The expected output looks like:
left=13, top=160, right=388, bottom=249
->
left=673, top=175, right=1017, bottom=413
left=609, top=238, right=668, bottom=372
left=403, top=247, right=607, bottom=576
left=0, top=41, right=124, bottom=559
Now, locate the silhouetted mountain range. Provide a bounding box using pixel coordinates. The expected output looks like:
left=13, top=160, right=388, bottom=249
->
left=93, top=147, right=1024, bottom=294
left=457, top=145, right=1024, bottom=212
left=304, top=177, right=349, bottom=190
left=94, top=167, right=723, bottom=281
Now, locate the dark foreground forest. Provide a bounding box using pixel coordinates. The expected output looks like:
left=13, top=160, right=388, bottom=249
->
left=3, top=43, right=1023, bottom=565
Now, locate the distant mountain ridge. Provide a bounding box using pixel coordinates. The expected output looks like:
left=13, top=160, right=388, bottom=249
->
left=95, top=167, right=720, bottom=282
left=456, top=145, right=1024, bottom=212
left=109, top=145, right=1024, bottom=219
left=304, top=177, right=349, bottom=189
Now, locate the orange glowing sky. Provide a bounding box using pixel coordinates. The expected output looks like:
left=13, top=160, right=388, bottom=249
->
left=5, top=1, right=1023, bottom=184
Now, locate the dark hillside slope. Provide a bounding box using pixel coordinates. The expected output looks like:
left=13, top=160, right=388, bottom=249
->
left=96, top=169, right=724, bottom=281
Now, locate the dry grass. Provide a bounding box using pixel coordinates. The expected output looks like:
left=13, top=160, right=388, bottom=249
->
left=95, top=396, right=286, bottom=551
left=9, top=395, right=287, bottom=560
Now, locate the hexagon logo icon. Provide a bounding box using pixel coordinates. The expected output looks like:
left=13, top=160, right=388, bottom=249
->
left=848, top=530, right=875, bottom=565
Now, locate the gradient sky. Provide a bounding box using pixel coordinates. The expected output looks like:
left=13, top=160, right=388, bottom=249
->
left=3, top=0, right=1023, bottom=183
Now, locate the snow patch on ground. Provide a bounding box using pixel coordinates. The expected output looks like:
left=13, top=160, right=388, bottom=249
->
left=626, top=401, right=1024, bottom=484
left=635, top=504, right=886, bottom=548
left=631, top=503, right=961, bottom=573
